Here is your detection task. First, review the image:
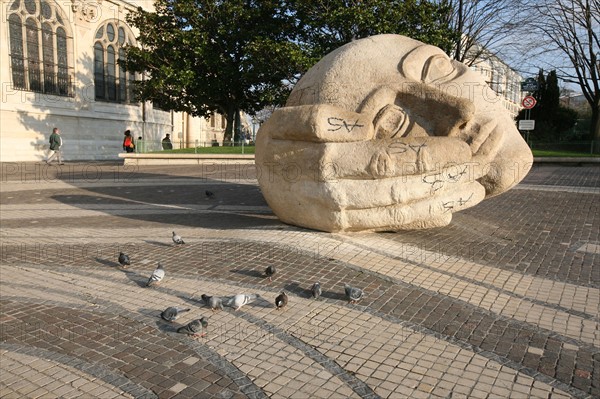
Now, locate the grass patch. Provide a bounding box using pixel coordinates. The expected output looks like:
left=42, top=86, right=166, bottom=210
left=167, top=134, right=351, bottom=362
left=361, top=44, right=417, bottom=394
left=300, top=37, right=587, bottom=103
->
left=532, top=149, right=597, bottom=158
left=153, top=145, right=255, bottom=154
left=153, top=146, right=599, bottom=158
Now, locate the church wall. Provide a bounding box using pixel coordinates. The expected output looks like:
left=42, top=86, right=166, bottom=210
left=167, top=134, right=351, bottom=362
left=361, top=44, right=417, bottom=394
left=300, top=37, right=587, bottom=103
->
left=0, top=0, right=174, bottom=161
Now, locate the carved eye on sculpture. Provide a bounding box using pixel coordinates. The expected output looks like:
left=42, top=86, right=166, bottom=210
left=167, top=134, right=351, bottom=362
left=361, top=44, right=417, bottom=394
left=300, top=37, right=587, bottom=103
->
left=373, top=104, right=410, bottom=139
left=400, top=45, right=466, bottom=85
left=421, top=54, right=457, bottom=84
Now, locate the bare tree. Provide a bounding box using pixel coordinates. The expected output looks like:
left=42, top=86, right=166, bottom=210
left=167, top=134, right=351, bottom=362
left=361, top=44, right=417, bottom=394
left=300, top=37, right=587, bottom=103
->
left=530, top=0, right=600, bottom=149
left=440, top=0, right=529, bottom=65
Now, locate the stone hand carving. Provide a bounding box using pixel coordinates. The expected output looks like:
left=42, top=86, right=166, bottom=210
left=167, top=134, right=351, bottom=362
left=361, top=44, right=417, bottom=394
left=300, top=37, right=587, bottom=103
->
left=255, top=34, right=533, bottom=232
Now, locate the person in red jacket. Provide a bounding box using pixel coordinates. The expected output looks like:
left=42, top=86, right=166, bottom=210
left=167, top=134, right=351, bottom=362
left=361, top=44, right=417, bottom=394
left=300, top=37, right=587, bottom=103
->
left=123, top=130, right=135, bottom=153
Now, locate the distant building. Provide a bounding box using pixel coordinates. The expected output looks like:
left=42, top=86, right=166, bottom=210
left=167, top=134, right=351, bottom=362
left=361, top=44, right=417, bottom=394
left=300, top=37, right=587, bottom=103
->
left=464, top=44, right=524, bottom=119
left=0, top=0, right=226, bottom=161
left=560, top=92, right=589, bottom=111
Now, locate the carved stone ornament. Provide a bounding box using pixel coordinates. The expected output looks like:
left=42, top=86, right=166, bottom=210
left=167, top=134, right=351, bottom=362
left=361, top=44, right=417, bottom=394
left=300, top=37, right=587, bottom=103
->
left=71, top=0, right=102, bottom=21
left=255, top=34, right=533, bottom=233
left=70, top=0, right=81, bottom=13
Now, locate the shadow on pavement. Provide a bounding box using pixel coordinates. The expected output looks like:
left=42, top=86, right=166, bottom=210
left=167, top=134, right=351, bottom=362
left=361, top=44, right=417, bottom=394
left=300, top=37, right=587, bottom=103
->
left=19, top=162, right=285, bottom=231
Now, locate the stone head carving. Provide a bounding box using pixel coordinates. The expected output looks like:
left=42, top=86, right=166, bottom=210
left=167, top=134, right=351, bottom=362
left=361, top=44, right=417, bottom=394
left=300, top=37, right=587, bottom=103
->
left=255, top=34, right=533, bottom=232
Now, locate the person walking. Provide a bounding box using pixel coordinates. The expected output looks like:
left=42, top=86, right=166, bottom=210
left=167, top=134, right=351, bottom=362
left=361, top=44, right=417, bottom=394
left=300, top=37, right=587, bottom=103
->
left=123, top=130, right=135, bottom=153
left=46, top=127, right=64, bottom=165
left=162, top=134, right=173, bottom=150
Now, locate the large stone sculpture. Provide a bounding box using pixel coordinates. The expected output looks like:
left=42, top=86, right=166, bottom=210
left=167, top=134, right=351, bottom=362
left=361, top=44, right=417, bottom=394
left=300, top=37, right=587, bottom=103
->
left=255, top=34, right=533, bottom=232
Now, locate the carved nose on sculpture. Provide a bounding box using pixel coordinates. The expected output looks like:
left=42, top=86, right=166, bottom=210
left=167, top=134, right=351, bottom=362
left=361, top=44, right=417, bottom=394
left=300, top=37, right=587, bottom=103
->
left=394, top=83, right=475, bottom=138
left=426, top=90, right=475, bottom=137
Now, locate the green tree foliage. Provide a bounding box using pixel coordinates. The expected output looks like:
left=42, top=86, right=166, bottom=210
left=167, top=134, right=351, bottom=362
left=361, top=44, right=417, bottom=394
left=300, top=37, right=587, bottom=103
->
left=124, top=0, right=311, bottom=140
left=519, top=70, right=578, bottom=141
left=290, top=0, right=456, bottom=59
left=124, top=0, right=455, bottom=139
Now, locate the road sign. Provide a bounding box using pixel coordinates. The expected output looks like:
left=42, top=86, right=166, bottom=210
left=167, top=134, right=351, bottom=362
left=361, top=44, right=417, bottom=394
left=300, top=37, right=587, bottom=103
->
left=522, top=96, right=537, bottom=109
left=518, top=120, right=535, bottom=130
left=521, top=78, right=538, bottom=92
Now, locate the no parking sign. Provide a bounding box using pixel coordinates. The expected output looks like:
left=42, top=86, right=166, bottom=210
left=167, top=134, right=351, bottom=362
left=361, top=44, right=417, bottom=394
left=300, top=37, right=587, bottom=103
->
left=522, top=96, right=537, bottom=109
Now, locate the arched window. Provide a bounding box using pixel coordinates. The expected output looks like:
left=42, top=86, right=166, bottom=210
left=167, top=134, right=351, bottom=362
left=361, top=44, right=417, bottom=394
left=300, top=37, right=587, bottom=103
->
left=94, top=21, right=136, bottom=103
left=7, top=0, right=73, bottom=96
left=107, top=45, right=116, bottom=101
left=94, top=43, right=105, bottom=99
left=42, top=22, right=54, bottom=92
left=8, top=14, right=25, bottom=89
left=56, top=27, right=68, bottom=95
left=25, top=18, right=41, bottom=91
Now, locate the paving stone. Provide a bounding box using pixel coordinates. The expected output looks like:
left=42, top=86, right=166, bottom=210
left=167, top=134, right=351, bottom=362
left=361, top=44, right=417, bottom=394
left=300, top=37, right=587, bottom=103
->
left=1, top=162, right=598, bottom=399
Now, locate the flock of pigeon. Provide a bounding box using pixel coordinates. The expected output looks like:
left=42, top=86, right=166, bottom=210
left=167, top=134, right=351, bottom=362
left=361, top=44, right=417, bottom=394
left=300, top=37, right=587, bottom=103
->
left=117, top=230, right=365, bottom=338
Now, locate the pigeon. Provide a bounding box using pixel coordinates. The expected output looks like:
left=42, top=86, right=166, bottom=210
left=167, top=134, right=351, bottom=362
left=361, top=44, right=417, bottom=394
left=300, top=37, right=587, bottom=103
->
left=205, top=190, right=215, bottom=199
left=344, top=283, right=364, bottom=304
left=146, top=263, right=165, bottom=287
left=275, top=292, right=288, bottom=310
left=161, top=306, right=191, bottom=322
left=311, top=282, right=322, bottom=299
left=225, top=294, right=260, bottom=311
left=118, top=252, right=130, bottom=267
left=201, top=294, right=224, bottom=312
left=172, top=231, right=185, bottom=246
left=264, top=265, right=276, bottom=282
left=177, top=317, right=208, bottom=337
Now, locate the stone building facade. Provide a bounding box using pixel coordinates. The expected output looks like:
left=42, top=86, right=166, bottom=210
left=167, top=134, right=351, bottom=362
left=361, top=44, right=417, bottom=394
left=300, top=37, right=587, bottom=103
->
left=0, top=0, right=226, bottom=161
left=465, top=45, right=524, bottom=119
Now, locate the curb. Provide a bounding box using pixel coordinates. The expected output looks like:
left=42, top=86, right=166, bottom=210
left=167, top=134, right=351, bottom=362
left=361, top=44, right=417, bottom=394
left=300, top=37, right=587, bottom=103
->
left=533, top=157, right=600, bottom=164
left=118, top=153, right=255, bottom=165
left=118, top=153, right=600, bottom=166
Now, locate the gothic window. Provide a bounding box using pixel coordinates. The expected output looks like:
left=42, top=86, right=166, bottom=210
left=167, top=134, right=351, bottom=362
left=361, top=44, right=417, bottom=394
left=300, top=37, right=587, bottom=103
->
left=56, top=27, right=68, bottom=95
left=107, top=45, right=116, bottom=101
left=94, top=21, right=136, bottom=103
left=94, top=43, right=105, bottom=99
left=26, top=18, right=41, bottom=91
left=7, top=0, right=73, bottom=96
left=8, top=14, right=25, bottom=89
left=42, top=22, right=54, bottom=92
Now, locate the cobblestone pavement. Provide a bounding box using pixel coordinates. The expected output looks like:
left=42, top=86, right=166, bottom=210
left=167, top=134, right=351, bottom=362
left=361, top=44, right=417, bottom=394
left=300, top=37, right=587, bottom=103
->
left=0, top=161, right=598, bottom=398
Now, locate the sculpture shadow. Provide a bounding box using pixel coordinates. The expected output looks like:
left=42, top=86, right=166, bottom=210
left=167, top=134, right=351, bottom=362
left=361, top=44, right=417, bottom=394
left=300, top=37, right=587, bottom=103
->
left=48, top=181, right=281, bottom=231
